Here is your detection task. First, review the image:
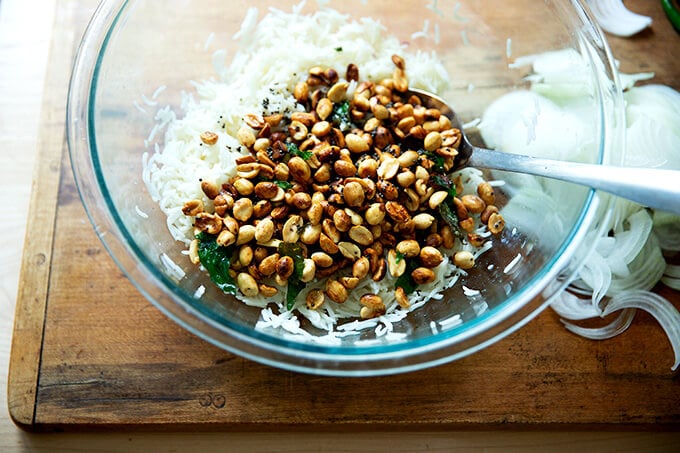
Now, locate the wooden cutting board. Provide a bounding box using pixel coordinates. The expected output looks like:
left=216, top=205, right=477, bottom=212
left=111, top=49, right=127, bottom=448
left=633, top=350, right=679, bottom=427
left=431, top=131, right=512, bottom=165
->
left=8, top=0, right=680, bottom=432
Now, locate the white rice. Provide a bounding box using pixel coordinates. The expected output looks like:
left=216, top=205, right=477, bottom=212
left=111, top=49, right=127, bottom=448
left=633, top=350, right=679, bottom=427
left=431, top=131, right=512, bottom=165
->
left=145, top=6, right=494, bottom=343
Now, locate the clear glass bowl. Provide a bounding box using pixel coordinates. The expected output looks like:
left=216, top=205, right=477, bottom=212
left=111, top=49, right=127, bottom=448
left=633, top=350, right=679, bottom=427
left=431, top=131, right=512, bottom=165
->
left=67, top=0, right=624, bottom=375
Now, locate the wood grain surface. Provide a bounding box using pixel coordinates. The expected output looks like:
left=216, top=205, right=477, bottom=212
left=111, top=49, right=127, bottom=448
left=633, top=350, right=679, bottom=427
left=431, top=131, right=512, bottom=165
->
left=6, top=0, right=680, bottom=436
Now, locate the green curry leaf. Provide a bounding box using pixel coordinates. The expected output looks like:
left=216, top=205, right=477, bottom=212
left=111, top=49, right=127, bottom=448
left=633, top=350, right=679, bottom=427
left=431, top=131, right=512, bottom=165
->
left=278, top=242, right=307, bottom=310
left=287, top=142, right=313, bottom=160
left=395, top=259, right=419, bottom=295
left=195, top=232, right=237, bottom=295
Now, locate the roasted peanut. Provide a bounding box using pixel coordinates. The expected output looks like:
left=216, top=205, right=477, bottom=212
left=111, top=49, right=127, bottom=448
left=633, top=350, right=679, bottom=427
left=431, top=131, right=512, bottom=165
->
left=182, top=199, right=204, bottom=216
left=385, top=201, right=411, bottom=223
left=428, top=191, right=449, bottom=209
left=365, top=203, right=386, bottom=226
left=423, top=131, right=442, bottom=151
left=345, top=133, right=369, bottom=153
left=189, top=239, right=200, bottom=265
left=488, top=212, right=505, bottom=234
left=377, top=157, right=400, bottom=180
left=200, top=131, right=219, bottom=145
left=344, top=207, right=363, bottom=226
left=258, top=253, right=280, bottom=277
left=316, top=98, right=333, bottom=120
left=299, top=223, right=322, bottom=245
left=321, top=219, right=341, bottom=243
left=288, top=156, right=311, bottom=183
left=232, top=198, right=253, bottom=222
left=461, top=194, right=486, bottom=214
left=195, top=212, right=222, bottom=235
left=453, top=250, right=475, bottom=269
left=200, top=180, right=220, bottom=199
left=253, top=181, right=278, bottom=199
left=311, top=251, right=334, bottom=268
left=276, top=256, right=295, bottom=280
left=359, top=293, right=386, bottom=319
left=337, top=241, right=361, bottom=260
left=411, top=267, right=435, bottom=285
left=480, top=205, right=499, bottom=224
left=419, top=246, right=443, bottom=268
left=333, top=209, right=352, bottom=232
left=306, top=289, right=325, bottom=310
left=294, top=81, right=309, bottom=103
left=239, top=245, right=254, bottom=267
left=412, top=213, right=435, bottom=230
left=291, top=192, right=312, bottom=210
left=394, top=287, right=410, bottom=308
left=387, top=249, right=406, bottom=277
left=348, top=225, right=373, bottom=246
left=396, top=239, right=420, bottom=258
left=343, top=181, right=365, bottom=207
left=301, top=258, right=316, bottom=283
left=352, top=256, right=370, bottom=279
left=236, top=272, right=259, bottom=297
left=252, top=200, right=272, bottom=218
left=282, top=215, right=303, bottom=243
left=459, top=217, right=476, bottom=233
left=325, top=279, right=348, bottom=304
left=327, top=81, right=349, bottom=103
left=477, top=182, right=496, bottom=205
left=357, top=157, right=378, bottom=178
left=254, top=218, right=275, bottom=243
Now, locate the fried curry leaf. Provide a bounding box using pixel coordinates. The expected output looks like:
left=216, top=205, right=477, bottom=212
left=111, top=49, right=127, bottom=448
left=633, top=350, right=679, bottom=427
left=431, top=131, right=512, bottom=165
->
left=395, top=259, right=419, bottom=295
left=287, top=142, right=313, bottom=160
left=432, top=174, right=457, bottom=199
left=431, top=174, right=463, bottom=240
left=274, top=180, right=293, bottom=190
left=196, top=232, right=237, bottom=295
left=278, top=242, right=307, bottom=310
left=425, top=151, right=446, bottom=173
left=438, top=201, right=464, bottom=240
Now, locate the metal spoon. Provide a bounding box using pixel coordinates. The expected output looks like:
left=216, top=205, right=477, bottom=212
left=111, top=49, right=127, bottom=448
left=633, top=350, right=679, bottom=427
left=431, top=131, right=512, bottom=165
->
left=409, top=88, right=680, bottom=216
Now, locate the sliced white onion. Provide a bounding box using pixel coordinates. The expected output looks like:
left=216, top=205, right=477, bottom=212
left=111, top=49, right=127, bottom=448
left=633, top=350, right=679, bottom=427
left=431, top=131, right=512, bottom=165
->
left=577, top=249, right=613, bottom=304
left=561, top=308, right=636, bottom=339
left=625, top=85, right=680, bottom=131
left=485, top=48, right=680, bottom=369
left=479, top=90, right=593, bottom=162
left=662, top=264, right=680, bottom=291
left=653, top=211, right=680, bottom=251
left=586, top=0, right=652, bottom=37
left=601, top=291, right=680, bottom=370
left=623, top=85, right=680, bottom=171
left=551, top=290, right=602, bottom=320
left=619, top=71, right=654, bottom=91
left=605, top=210, right=653, bottom=276
left=609, top=236, right=665, bottom=294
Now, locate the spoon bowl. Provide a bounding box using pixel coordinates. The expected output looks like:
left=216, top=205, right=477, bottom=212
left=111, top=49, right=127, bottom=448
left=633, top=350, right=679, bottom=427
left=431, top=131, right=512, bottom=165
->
left=410, top=88, right=680, bottom=216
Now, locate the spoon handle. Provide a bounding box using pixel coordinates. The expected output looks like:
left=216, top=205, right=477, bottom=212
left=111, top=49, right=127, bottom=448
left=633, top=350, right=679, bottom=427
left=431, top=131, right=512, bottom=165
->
left=469, top=147, right=680, bottom=215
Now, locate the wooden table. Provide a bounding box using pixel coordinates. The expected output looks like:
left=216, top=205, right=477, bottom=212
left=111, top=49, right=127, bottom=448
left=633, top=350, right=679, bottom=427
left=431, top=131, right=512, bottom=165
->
left=1, top=0, right=679, bottom=450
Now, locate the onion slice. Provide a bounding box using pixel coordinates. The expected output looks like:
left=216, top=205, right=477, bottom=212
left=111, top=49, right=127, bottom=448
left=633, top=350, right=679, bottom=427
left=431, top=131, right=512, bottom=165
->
left=561, top=308, right=636, bottom=339
left=551, top=290, right=602, bottom=320
left=662, top=264, right=680, bottom=291
left=586, top=0, right=652, bottom=37
left=601, top=290, right=680, bottom=370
